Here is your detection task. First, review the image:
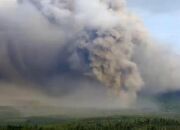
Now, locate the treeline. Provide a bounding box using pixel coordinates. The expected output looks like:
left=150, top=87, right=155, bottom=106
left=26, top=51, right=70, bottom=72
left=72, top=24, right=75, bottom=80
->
left=0, top=116, right=180, bottom=130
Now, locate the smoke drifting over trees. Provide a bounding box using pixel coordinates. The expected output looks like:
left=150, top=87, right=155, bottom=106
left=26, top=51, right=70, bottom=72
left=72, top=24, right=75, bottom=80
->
left=0, top=0, right=180, bottom=109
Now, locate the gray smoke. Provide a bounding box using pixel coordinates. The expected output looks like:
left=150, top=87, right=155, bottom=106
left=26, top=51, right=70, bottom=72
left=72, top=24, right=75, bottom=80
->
left=0, top=0, right=180, bottom=109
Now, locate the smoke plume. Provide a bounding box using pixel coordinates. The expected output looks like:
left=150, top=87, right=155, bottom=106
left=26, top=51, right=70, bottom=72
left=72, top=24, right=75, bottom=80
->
left=0, top=0, right=180, bottom=110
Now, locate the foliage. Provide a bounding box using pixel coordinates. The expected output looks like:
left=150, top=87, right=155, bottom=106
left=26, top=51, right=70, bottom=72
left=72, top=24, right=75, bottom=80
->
left=0, top=116, right=180, bottom=130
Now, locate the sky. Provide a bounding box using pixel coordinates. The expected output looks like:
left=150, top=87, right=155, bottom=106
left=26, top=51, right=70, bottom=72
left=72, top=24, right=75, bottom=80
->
left=127, top=0, right=180, bottom=53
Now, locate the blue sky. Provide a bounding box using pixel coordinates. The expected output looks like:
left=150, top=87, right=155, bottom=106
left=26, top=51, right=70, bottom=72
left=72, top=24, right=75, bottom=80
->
left=127, top=0, right=180, bottom=53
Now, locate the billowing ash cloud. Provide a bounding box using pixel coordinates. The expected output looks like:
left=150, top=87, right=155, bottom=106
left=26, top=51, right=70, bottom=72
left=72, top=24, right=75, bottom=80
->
left=0, top=0, right=180, bottom=109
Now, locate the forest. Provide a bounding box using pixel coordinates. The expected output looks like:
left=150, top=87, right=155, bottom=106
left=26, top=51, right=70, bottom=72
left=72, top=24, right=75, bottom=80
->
left=0, top=116, right=180, bottom=130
